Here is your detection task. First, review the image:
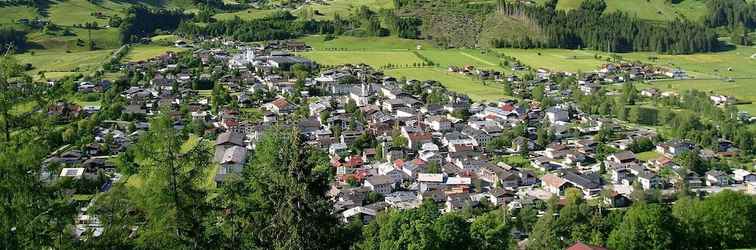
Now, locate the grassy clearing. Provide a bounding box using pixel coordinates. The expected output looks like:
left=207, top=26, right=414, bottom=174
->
left=299, top=51, right=424, bottom=68
left=47, top=0, right=131, bottom=26
left=122, top=44, right=186, bottom=62
left=26, top=27, right=121, bottom=52
left=294, top=0, right=394, bottom=20
left=385, top=68, right=508, bottom=101
left=0, top=6, right=40, bottom=24
left=538, top=0, right=708, bottom=22
left=213, top=8, right=276, bottom=21
left=636, top=151, right=661, bottom=161
left=15, top=49, right=114, bottom=74
left=496, top=48, right=609, bottom=72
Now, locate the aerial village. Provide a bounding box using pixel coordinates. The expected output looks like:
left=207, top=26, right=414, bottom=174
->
left=41, top=39, right=756, bottom=239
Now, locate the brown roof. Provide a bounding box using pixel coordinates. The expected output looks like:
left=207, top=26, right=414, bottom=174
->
left=542, top=174, right=566, bottom=188
left=271, top=98, right=289, bottom=109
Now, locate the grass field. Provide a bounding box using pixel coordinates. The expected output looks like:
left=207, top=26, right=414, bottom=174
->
left=537, top=0, right=708, bottom=22
left=47, top=0, right=131, bottom=26
left=122, top=44, right=187, bottom=62
left=299, top=51, right=424, bottom=68
left=15, top=49, right=114, bottom=74
left=636, top=151, right=661, bottom=161
left=385, top=68, right=508, bottom=101
left=26, top=27, right=121, bottom=52
left=496, top=48, right=609, bottom=72
left=294, top=0, right=394, bottom=20
left=418, top=49, right=509, bottom=71
left=639, top=79, right=756, bottom=114
left=0, top=6, right=40, bottom=24
left=299, top=35, right=430, bottom=51
left=213, top=8, right=276, bottom=21
left=614, top=45, right=756, bottom=79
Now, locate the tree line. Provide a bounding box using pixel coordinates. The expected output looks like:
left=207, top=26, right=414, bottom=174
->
left=119, top=6, right=192, bottom=44
left=0, top=27, right=27, bottom=54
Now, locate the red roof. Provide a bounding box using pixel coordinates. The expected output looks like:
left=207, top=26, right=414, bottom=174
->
left=566, top=242, right=608, bottom=250
left=394, top=159, right=405, bottom=168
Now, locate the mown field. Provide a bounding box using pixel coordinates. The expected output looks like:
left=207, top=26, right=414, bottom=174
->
left=386, top=68, right=508, bottom=101
left=299, top=51, right=424, bottom=68
left=213, top=8, right=277, bottom=21
left=293, top=0, right=394, bottom=20
left=122, top=44, right=187, bottom=62
left=15, top=49, right=114, bottom=74
left=536, top=0, right=709, bottom=22
left=0, top=6, right=39, bottom=24
left=495, top=48, right=608, bottom=72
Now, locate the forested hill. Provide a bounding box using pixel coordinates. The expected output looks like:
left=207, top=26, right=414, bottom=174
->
left=391, top=0, right=736, bottom=54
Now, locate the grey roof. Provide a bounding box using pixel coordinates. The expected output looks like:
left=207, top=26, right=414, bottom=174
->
left=216, top=132, right=245, bottom=146
left=366, top=175, right=395, bottom=186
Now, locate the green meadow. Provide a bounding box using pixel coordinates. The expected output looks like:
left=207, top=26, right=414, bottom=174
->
left=536, top=0, right=709, bottom=22
left=386, top=68, right=508, bottom=101
left=15, top=49, right=114, bottom=74
left=299, top=51, right=424, bottom=68
left=293, top=0, right=394, bottom=20
left=495, top=48, right=608, bottom=72
left=122, top=44, right=187, bottom=62
left=213, top=8, right=277, bottom=21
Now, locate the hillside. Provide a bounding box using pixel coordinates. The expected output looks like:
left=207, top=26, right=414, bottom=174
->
left=535, top=0, right=710, bottom=22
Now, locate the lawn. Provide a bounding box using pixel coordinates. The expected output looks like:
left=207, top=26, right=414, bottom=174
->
left=26, top=27, right=122, bottom=52
left=636, top=151, right=661, bottom=161
left=294, top=0, right=394, bottom=20
left=298, top=35, right=430, bottom=51
left=418, top=49, right=508, bottom=71
left=299, top=51, right=424, bottom=68
left=47, top=0, right=131, bottom=26
left=0, top=6, right=40, bottom=24
left=213, top=8, right=276, bottom=21
left=638, top=79, right=756, bottom=114
left=614, top=45, right=756, bottom=79
left=385, top=68, right=509, bottom=101
left=537, top=0, right=708, bottom=22
left=496, top=48, right=609, bottom=72
left=122, top=44, right=187, bottom=62
left=15, top=49, right=114, bottom=74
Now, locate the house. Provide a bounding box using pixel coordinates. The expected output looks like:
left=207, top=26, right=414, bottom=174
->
left=60, top=168, right=85, bottom=179
left=603, top=192, right=631, bottom=208
left=733, top=169, right=756, bottom=183
left=606, top=151, right=636, bottom=164
left=710, top=95, right=735, bottom=105
left=215, top=146, right=248, bottom=186
left=480, top=188, right=516, bottom=206
left=543, top=169, right=601, bottom=197
left=705, top=170, right=730, bottom=186
left=641, top=88, right=660, bottom=97
left=417, top=173, right=445, bottom=192
left=341, top=202, right=390, bottom=224
left=445, top=193, right=476, bottom=212
left=479, top=164, right=520, bottom=188
left=545, top=107, right=569, bottom=123
left=656, top=140, right=694, bottom=157
left=427, top=116, right=452, bottom=132
left=364, top=175, right=396, bottom=194
left=265, top=98, right=296, bottom=114
left=566, top=242, right=608, bottom=250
